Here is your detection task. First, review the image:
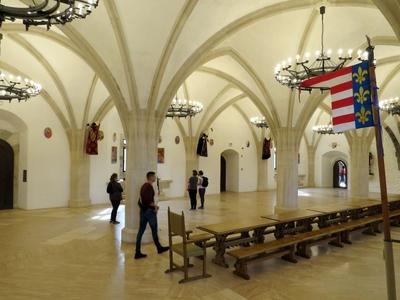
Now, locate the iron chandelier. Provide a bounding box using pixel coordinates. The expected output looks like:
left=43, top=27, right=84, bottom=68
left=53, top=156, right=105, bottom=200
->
left=274, top=6, right=369, bottom=91
left=250, top=116, right=268, bottom=128
left=379, top=97, right=400, bottom=116
left=0, top=0, right=99, bottom=29
left=166, top=97, right=203, bottom=118
left=312, top=124, right=342, bottom=135
left=0, top=34, right=41, bottom=101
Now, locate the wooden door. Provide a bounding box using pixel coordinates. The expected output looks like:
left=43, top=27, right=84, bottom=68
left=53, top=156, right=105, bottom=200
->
left=0, top=139, right=13, bottom=209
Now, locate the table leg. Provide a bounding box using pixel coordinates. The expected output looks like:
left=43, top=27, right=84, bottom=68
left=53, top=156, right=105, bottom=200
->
left=253, top=227, right=266, bottom=244
left=212, top=235, right=229, bottom=268
left=240, top=231, right=251, bottom=247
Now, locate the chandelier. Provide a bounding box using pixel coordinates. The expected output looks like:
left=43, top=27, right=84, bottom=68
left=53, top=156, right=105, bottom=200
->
left=312, top=124, right=342, bottom=135
left=274, top=6, right=368, bottom=91
left=250, top=116, right=268, bottom=128
left=166, top=97, right=203, bottom=118
left=0, top=34, right=41, bottom=101
left=0, top=0, right=99, bottom=29
left=379, top=97, right=400, bottom=115
left=0, top=71, right=41, bottom=101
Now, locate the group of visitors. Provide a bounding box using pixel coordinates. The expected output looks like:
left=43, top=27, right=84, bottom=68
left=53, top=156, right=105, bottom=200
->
left=106, top=169, right=209, bottom=259
left=106, top=171, right=169, bottom=260
left=187, top=170, right=208, bottom=210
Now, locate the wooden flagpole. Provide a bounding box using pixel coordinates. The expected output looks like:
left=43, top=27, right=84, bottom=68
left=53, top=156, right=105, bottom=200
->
left=366, top=36, right=397, bottom=300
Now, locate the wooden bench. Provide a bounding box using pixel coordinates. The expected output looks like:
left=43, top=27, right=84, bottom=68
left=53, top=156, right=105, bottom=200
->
left=227, top=214, right=383, bottom=280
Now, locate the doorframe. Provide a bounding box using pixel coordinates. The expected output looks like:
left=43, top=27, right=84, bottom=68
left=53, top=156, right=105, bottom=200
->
left=0, top=138, right=14, bottom=209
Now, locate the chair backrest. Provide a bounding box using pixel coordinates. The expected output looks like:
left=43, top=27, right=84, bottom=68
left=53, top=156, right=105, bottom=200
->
left=167, top=207, right=186, bottom=238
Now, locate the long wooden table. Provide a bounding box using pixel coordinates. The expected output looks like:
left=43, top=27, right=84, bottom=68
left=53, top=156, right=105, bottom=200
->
left=261, top=209, right=323, bottom=238
left=197, top=218, right=277, bottom=267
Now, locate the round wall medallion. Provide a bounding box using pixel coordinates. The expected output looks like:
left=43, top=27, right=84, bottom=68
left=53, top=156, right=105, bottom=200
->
left=209, top=139, right=214, bottom=146
left=175, top=136, right=180, bottom=144
left=112, top=132, right=117, bottom=142
left=44, top=127, right=52, bottom=139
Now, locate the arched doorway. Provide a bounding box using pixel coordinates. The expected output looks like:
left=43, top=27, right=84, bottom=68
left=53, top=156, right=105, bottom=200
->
left=220, top=149, right=239, bottom=192
left=220, top=156, right=226, bottom=192
left=333, top=160, right=347, bottom=189
left=0, top=139, right=14, bottom=209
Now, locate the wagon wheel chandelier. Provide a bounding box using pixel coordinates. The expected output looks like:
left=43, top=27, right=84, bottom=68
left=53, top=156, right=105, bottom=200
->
left=274, top=6, right=369, bottom=91
left=0, top=34, right=41, bottom=101
left=0, top=0, right=99, bottom=30
left=250, top=116, right=268, bottom=128
left=379, top=97, right=400, bottom=116
left=166, top=96, right=203, bottom=118
left=312, top=124, right=342, bottom=135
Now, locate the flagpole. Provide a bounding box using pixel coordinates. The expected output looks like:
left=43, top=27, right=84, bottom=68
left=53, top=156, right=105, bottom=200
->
left=366, top=36, right=397, bottom=300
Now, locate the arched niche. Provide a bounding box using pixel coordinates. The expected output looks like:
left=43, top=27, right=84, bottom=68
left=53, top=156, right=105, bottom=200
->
left=220, top=149, right=239, bottom=192
left=320, top=150, right=348, bottom=188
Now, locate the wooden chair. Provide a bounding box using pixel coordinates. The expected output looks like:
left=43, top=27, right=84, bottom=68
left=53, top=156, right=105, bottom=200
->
left=165, top=207, right=212, bottom=283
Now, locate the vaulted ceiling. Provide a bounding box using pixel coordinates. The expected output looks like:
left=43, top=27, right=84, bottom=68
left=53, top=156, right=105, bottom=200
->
left=0, top=0, right=399, bottom=141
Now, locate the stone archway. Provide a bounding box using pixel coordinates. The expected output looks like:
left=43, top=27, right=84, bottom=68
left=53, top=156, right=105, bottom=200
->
left=220, top=149, right=239, bottom=192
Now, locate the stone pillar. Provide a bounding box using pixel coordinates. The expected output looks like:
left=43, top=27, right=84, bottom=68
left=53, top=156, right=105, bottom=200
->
left=307, top=145, right=316, bottom=187
left=183, top=136, right=198, bottom=185
left=257, top=137, right=268, bottom=191
left=122, top=111, right=160, bottom=243
left=349, top=135, right=370, bottom=198
left=67, top=129, right=91, bottom=207
left=275, top=128, right=301, bottom=210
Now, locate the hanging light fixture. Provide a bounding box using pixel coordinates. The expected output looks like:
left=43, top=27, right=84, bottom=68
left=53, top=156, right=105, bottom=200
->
left=0, top=34, right=41, bottom=102
left=0, top=0, right=99, bottom=30
left=312, top=124, right=342, bottom=135
left=250, top=116, right=268, bottom=128
left=166, top=96, right=203, bottom=118
left=274, top=6, right=369, bottom=91
left=379, top=97, right=400, bottom=115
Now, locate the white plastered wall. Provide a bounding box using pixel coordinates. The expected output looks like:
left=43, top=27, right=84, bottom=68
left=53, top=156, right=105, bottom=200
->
left=0, top=98, right=70, bottom=210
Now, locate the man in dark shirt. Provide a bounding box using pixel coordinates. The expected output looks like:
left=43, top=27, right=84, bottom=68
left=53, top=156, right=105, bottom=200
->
left=135, top=171, right=169, bottom=259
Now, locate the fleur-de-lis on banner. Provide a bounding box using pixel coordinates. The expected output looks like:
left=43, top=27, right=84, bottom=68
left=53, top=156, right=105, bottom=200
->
left=353, top=66, right=368, bottom=84
left=355, top=106, right=372, bottom=124
left=354, top=86, right=370, bottom=104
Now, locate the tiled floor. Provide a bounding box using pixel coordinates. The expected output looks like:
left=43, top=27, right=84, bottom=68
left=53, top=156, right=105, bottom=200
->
left=0, top=188, right=399, bottom=300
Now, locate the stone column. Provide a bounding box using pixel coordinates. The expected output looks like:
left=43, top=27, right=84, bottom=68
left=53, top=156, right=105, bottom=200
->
left=183, top=136, right=198, bottom=185
left=275, top=128, right=301, bottom=210
left=122, top=111, right=160, bottom=243
left=349, top=135, right=370, bottom=198
left=257, top=136, right=268, bottom=191
left=67, top=129, right=91, bottom=207
left=307, top=145, right=316, bottom=187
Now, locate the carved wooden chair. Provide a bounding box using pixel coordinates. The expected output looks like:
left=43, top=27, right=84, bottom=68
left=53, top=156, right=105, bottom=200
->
left=165, top=207, right=212, bottom=283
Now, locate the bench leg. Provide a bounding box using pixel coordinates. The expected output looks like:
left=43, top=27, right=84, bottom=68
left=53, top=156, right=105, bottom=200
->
left=362, top=225, right=376, bottom=236
left=233, top=260, right=250, bottom=280
left=341, top=231, right=352, bottom=245
left=329, top=234, right=344, bottom=248
left=296, top=243, right=311, bottom=259
left=281, top=246, right=298, bottom=263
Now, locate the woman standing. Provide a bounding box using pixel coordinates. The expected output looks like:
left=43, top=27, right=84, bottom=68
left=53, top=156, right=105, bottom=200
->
left=187, top=170, right=198, bottom=210
left=107, top=173, right=123, bottom=224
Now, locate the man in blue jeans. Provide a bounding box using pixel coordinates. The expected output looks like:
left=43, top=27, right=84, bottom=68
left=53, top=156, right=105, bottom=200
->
left=135, top=171, right=169, bottom=259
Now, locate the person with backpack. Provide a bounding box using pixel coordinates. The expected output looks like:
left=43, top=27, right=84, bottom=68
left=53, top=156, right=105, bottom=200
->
left=106, top=173, right=123, bottom=224
left=198, top=170, right=208, bottom=209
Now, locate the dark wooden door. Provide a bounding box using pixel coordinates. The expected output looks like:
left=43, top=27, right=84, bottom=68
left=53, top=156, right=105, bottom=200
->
left=0, top=139, right=13, bottom=209
left=220, top=156, right=226, bottom=192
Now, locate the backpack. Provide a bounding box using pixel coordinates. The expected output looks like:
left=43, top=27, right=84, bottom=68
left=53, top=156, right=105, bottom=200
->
left=202, top=177, right=209, bottom=188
